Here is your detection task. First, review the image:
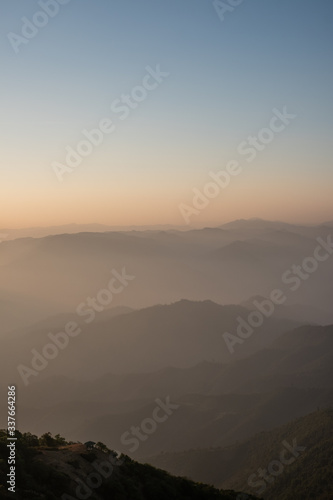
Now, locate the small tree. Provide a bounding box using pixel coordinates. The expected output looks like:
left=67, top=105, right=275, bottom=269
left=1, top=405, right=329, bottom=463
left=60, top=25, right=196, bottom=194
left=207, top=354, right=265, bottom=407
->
left=22, top=432, right=39, bottom=447
left=54, top=434, right=67, bottom=446
left=40, top=432, right=56, bottom=447
left=96, top=441, right=110, bottom=453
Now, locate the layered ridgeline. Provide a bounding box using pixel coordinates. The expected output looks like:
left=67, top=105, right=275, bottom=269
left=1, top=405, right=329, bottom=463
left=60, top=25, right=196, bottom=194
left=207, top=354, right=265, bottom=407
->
left=5, top=324, right=333, bottom=457
left=144, top=408, right=333, bottom=500
left=1, top=221, right=332, bottom=497
left=0, top=299, right=301, bottom=386
left=1, top=219, right=332, bottom=334
left=0, top=431, right=259, bottom=500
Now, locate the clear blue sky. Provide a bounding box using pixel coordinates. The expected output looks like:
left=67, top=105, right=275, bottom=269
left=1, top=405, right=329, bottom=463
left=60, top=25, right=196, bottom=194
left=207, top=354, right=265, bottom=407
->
left=1, top=0, right=332, bottom=227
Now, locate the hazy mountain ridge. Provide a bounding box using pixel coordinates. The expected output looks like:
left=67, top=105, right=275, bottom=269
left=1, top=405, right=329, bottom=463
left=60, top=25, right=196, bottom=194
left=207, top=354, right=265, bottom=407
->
left=0, top=219, right=332, bottom=499
left=5, top=324, right=333, bottom=460
left=0, top=300, right=300, bottom=385
left=0, top=223, right=188, bottom=241
left=1, top=219, right=332, bottom=333
left=144, top=408, right=333, bottom=500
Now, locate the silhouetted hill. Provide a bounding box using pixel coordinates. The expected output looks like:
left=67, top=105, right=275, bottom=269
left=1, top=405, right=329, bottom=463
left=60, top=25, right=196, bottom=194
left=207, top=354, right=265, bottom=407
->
left=0, top=431, right=259, bottom=500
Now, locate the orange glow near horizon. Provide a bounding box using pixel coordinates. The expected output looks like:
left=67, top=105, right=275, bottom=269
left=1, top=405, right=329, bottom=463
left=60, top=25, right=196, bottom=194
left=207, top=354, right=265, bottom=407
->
left=2, top=172, right=332, bottom=229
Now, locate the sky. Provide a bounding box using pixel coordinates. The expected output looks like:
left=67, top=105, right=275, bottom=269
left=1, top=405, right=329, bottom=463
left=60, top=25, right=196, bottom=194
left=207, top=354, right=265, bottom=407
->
left=1, top=0, right=332, bottom=228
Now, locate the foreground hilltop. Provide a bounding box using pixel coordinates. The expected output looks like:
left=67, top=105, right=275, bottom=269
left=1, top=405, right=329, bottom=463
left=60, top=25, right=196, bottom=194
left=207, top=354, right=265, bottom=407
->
left=0, top=431, right=258, bottom=500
